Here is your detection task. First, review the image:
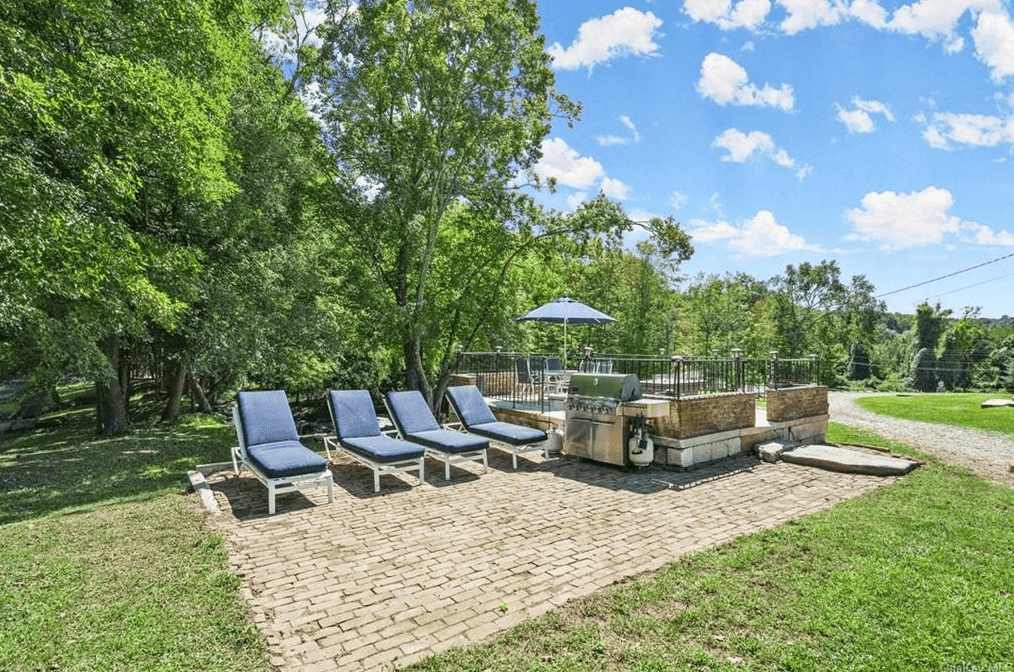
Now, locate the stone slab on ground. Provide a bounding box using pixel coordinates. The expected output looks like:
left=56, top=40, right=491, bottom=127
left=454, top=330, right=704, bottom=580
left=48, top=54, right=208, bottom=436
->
left=757, top=441, right=792, bottom=463
left=981, top=399, right=1014, bottom=409
left=782, top=444, right=918, bottom=476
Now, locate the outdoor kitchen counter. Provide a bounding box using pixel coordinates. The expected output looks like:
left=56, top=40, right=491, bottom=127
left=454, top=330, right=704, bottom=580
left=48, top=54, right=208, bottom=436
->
left=619, top=397, right=670, bottom=418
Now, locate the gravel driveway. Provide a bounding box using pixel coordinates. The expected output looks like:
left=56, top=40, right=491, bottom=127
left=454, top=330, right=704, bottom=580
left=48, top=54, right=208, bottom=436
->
left=829, top=390, right=1014, bottom=486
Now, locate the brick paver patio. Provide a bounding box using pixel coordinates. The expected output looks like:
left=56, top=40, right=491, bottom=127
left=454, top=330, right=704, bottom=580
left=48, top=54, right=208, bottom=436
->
left=204, top=449, right=898, bottom=671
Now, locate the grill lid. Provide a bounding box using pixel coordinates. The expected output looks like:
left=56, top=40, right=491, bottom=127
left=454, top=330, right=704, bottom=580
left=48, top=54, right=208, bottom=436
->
left=568, top=373, right=641, bottom=402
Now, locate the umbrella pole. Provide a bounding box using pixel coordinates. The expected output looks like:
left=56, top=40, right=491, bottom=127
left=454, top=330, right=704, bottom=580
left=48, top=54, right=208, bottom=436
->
left=563, top=318, right=567, bottom=368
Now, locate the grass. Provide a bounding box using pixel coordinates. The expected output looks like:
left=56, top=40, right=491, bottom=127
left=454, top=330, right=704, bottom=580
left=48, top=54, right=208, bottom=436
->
left=0, top=384, right=269, bottom=672
left=405, top=422, right=1014, bottom=671
left=857, top=392, right=1014, bottom=439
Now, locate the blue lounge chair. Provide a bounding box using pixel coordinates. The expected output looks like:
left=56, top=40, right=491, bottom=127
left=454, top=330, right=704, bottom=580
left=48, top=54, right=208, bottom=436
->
left=446, top=385, right=550, bottom=469
left=232, top=390, right=334, bottom=515
left=325, top=390, right=425, bottom=492
left=384, top=390, right=489, bottom=481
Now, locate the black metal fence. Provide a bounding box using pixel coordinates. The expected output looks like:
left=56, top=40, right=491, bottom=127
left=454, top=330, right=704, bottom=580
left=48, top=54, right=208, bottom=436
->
left=453, top=350, right=823, bottom=410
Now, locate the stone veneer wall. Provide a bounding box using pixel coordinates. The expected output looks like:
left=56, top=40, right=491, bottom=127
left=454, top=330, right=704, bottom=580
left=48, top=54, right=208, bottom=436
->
left=766, top=385, right=828, bottom=423
left=651, top=392, right=756, bottom=440
left=447, top=372, right=517, bottom=397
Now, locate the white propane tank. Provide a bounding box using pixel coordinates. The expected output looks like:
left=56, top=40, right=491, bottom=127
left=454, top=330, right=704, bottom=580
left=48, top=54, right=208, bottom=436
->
left=628, top=427, right=654, bottom=467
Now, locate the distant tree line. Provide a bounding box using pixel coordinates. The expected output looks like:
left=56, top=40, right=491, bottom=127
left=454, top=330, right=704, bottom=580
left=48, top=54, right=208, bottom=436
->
left=2, top=0, right=1009, bottom=436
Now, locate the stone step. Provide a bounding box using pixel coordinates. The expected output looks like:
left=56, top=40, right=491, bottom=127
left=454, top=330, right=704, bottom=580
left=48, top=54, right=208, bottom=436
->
left=781, top=444, right=919, bottom=476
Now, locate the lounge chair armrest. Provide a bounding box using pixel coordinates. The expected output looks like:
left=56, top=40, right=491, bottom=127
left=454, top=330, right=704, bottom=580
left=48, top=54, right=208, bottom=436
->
left=322, top=435, right=339, bottom=461
left=443, top=421, right=465, bottom=433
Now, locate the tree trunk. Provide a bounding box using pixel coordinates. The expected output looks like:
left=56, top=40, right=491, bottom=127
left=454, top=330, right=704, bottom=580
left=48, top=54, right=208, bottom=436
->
left=403, top=338, right=433, bottom=407
left=95, top=336, right=129, bottom=435
left=187, top=372, right=213, bottom=412
left=160, top=362, right=187, bottom=423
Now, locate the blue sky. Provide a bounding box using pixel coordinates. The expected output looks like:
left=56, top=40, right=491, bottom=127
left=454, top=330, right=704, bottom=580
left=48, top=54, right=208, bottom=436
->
left=530, top=0, right=1014, bottom=318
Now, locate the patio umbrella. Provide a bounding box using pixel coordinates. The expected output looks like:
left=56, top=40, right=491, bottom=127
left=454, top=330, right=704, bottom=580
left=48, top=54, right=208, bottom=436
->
left=515, top=296, right=617, bottom=365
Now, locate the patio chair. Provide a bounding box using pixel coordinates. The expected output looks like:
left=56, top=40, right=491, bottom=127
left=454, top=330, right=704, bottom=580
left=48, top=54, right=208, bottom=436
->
left=546, top=357, right=563, bottom=372
left=515, top=357, right=535, bottom=396
left=325, top=390, right=426, bottom=493
left=384, top=390, right=489, bottom=481
left=232, top=390, right=334, bottom=515
left=446, top=385, right=550, bottom=469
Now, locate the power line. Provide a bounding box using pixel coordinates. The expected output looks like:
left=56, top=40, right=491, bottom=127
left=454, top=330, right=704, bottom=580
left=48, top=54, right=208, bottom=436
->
left=925, top=272, right=1014, bottom=301
left=876, top=251, right=1014, bottom=298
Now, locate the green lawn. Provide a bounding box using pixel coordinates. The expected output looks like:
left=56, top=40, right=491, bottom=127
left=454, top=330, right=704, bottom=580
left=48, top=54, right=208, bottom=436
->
left=0, top=387, right=270, bottom=672
left=858, top=392, right=1014, bottom=439
left=4, top=390, right=1013, bottom=671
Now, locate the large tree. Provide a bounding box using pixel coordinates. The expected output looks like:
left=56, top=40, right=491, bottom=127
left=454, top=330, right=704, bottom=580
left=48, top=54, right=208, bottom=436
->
left=310, top=0, right=578, bottom=404
left=0, top=0, right=290, bottom=432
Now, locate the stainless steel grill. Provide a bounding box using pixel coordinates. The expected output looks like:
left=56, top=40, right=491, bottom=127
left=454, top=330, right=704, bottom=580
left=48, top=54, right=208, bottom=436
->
left=563, top=373, right=641, bottom=466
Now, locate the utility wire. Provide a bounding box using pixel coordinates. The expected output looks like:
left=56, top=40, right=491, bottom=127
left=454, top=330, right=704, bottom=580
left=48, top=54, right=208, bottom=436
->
left=876, top=251, right=1014, bottom=298
left=925, top=272, right=1014, bottom=301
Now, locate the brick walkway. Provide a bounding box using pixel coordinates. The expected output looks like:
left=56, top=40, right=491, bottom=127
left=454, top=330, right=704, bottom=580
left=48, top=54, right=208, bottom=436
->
left=205, top=449, right=897, bottom=671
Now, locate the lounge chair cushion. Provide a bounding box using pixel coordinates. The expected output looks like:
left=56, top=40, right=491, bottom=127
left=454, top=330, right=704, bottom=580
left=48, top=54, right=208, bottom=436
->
left=446, top=385, right=498, bottom=426
left=329, top=390, right=382, bottom=439
left=385, top=391, right=441, bottom=434
left=237, top=390, right=300, bottom=446
left=467, top=421, right=547, bottom=447
left=246, top=440, right=328, bottom=479
left=341, top=435, right=425, bottom=463
left=407, top=429, right=489, bottom=454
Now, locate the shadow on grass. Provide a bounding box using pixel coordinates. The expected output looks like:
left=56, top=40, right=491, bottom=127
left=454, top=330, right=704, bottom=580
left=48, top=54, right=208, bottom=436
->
left=0, top=399, right=235, bottom=526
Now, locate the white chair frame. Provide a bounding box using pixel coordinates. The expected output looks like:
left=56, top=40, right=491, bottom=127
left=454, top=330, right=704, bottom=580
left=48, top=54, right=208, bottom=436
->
left=231, top=406, right=335, bottom=515
left=322, top=431, right=425, bottom=493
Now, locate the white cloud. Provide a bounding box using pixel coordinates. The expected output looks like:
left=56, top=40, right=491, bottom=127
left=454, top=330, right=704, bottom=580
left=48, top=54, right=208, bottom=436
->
left=619, top=115, right=642, bottom=143
left=846, top=186, right=967, bottom=249
left=689, top=210, right=815, bottom=256
left=596, top=116, right=642, bottom=146
left=921, top=111, right=1014, bottom=148
left=548, top=8, right=663, bottom=71
left=965, top=223, right=1014, bottom=245
left=684, top=0, right=772, bottom=30
left=535, top=138, right=606, bottom=189
left=669, top=191, right=689, bottom=210
left=971, top=9, right=1014, bottom=81
left=887, top=0, right=998, bottom=43
left=567, top=191, right=590, bottom=211
left=601, top=176, right=631, bottom=200
left=777, top=0, right=846, bottom=34
left=712, top=128, right=811, bottom=180
left=836, top=97, right=896, bottom=133
left=596, top=135, right=628, bottom=146
left=697, top=53, right=795, bottom=111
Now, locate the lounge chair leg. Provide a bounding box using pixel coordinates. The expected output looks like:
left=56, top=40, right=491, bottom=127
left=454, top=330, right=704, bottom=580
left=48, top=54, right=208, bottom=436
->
left=373, top=467, right=380, bottom=493
left=445, top=457, right=451, bottom=481
left=512, top=450, right=518, bottom=470
left=483, top=450, right=488, bottom=473
left=268, top=483, right=276, bottom=515
left=327, top=475, right=334, bottom=503
left=419, top=460, right=425, bottom=485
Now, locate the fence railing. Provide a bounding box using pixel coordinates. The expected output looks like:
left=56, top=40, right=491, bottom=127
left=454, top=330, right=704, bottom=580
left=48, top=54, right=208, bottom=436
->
left=453, top=350, right=822, bottom=410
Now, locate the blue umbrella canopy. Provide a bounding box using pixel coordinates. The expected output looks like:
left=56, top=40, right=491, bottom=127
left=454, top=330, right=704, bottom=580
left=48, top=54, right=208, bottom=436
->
left=516, top=297, right=616, bottom=364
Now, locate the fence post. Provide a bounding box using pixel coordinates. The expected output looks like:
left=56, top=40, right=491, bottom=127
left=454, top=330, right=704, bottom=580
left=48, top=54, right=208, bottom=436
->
left=732, top=348, right=743, bottom=393
left=769, top=351, right=779, bottom=391
left=671, top=356, right=682, bottom=400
